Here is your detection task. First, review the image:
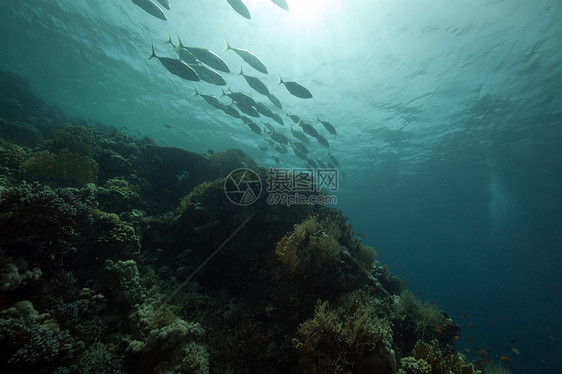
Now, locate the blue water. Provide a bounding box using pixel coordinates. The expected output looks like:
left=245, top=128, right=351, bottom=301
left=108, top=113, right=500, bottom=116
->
left=1, top=0, right=561, bottom=372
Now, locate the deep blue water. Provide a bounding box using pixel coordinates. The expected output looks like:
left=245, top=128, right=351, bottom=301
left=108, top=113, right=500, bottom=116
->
left=1, top=0, right=561, bottom=372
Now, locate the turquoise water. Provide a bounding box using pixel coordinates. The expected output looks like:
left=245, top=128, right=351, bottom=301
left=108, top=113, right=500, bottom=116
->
left=1, top=0, right=561, bottom=372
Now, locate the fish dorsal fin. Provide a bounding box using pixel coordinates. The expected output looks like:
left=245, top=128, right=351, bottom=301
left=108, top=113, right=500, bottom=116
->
left=164, top=34, right=174, bottom=47
left=175, top=34, right=185, bottom=51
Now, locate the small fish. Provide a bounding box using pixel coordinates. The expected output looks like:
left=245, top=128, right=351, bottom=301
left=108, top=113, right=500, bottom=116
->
left=267, top=93, right=283, bottom=109
left=262, top=121, right=275, bottom=133
left=278, top=76, right=312, bottom=98
left=221, top=88, right=256, bottom=107
left=315, top=133, right=330, bottom=148
left=317, top=116, right=338, bottom=135
left=155, top=0, right=170, bottom=10
left=298, top=120, right=319, bottom=138
left=149, top=44, right=199, bottom=81
left=227, top=0, right=251, bottom=20
left=224, top=41, right=268, bottom=74
left=194, top=88, right=226, bottom=111
left=499, top=356, right=512, bottom=362
left=271, top=0, right=289, bottom=11
left=273, top=154, right=280, bottom=165
left=357, top=233, right=366, bottom=238
left=328, top=152, right=339, bottom=166
left=465, top=348, right=470, bottom=352
left=291, top=126, right=309, bottom=144
left=469, top=323, right=475, bottom=329
left=273, top=144, right=288, bottom=154
left=133, top=0, right=167, bottom=21
left=454, top=336, right=460, bottom=340
left=239, top=67, right=270, bottom=96
left=286, top=113, right=301, bottom=124
left=240, top=115, right=255, bottom=124
left=222, top=104, right=241, bottom=118
left=247, top=122, right=263, bottom=135
left=185, top=46, right=230, bottom=73
left=469, top=337, right=475, bottom=343
left=173, top=36, right=200, bottom=64
left=254, top=102, right=274, bottom=118
left=162, top=123, right=172, bottom=129
left=306, top=158, right=318, bottom=168
left=511, top=348, right=520, bottom=355
left=258, top=145, right=268, bottom=151
left=236, top=102, right=260, bottom=117
left=510, top=339, right=517, bottom=343
left=188, top=63, right=226, bottom=86
left=292, top=145, right=307, bottom=160
left=461, top=311, right=467, bottom=320
left=270, top=131, right=290, bottom=145
left=271, top=113, right=285, bottom=126
left=316, top=159, right=327, bottom=168
left=293, top=142, right=308, bottom=155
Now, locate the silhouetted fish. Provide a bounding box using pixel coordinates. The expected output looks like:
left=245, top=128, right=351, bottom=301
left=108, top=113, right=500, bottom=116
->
left=149, top=44, right=199, bottom=81
left=271, top=0, right=289, bottom=11
left=271, top=113, right=284, bottom=126
left=221, top=88, right=256, bottom=107
left=328, top=152, right=339, bottom=166
left=188, top=64, right=226, bottom=86
left=317, top=116, right=337, bottom=136
left=298, top=120, right=319, bottom=138
left=194, top=89, right=225, bottom=111
left=239, top=68, right=270, bottom=96
left=222, top=104, right=241, bottom=118
left=155, top=0, right=170, bottom=10
left=267, top=93, right=283, bottom=109
left=133, top=0, right=167, bottom=20
left=279, top=76, right=312, bottom=98
left=185, top=46, right=230, bottom=73
left=291, top=126, right=309, bottom=144
left=254, top=102, right=274, bottom=118
left=227, top=0, right=251, bottom=20
left=315, top=134, right=330, bottom=148
left=225, top=41, right=268, bottom=74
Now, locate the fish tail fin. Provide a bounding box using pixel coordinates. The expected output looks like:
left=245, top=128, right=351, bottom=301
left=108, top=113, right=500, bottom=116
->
left=223, top=40, right=231, bottom=52
left=149, top=43, right=156, bottom=60
left=237, top=67, right=243, bottom=76
left=316, top=115, right=321, bottom=123
left=219, top=88, right=226, bottom=98
left=277, top=75, right=283, bottom=85
left=194, top=88, right=199, bottom=97
left=174, top=34, right=184, bottom=51
left=164, top=34, right=173, bottom=45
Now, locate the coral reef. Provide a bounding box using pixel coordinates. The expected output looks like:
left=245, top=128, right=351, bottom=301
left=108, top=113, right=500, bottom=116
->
left=0, top=71, right=489, bottom=373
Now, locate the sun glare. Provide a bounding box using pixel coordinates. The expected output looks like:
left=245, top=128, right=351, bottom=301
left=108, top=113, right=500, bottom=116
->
left=287, top=0, right=338, bottom=20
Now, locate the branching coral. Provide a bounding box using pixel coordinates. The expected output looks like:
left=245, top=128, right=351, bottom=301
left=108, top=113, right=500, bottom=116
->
left=275, top=216, right=342, bottom=272
left=21, top=149, right=99, bottom=184
left=293, top=297, right=396, bottom=374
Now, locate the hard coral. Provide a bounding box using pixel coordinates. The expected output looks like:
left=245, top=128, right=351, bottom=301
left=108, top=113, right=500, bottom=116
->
left=294, top=297, right=396, bottom=374
left=21, top=149, right=99, bottom=184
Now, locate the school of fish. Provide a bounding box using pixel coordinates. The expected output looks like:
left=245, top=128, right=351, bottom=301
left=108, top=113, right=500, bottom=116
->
left=133, top=0, right=341, bottom=172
